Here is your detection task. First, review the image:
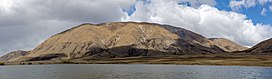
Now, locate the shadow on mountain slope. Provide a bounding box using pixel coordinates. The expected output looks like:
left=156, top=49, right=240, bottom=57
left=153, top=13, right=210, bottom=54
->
left=26, top=38, right=225, bottom=61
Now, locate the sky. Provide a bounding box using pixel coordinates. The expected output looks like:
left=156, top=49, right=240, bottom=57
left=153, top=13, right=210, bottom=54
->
left=0, top=0, right=272, bottom=56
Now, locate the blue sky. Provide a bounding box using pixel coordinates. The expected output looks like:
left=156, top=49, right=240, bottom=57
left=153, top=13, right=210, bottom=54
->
left=216, top=0, right=272, bottom=25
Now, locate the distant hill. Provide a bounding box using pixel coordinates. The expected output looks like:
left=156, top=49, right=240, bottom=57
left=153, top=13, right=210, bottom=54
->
left=209, top=38, right=247, bottom=52
left=243, top=38, right=272, bottom=54
left=0, top=22, right=248, bottom=62
left=0, top=50, right=28, bottom=62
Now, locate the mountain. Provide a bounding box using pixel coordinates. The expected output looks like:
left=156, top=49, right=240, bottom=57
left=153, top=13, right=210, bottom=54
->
left=209, top=38, right=247, bottom=52
left=4, top=22, right=246, bottom=62
left=0, top=50, right=28, bottom=62
left=244, top=38, right=272, bottom=54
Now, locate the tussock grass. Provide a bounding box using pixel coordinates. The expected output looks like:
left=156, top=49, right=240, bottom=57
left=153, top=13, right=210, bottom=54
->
left=0, top=62, right=5, bottom=65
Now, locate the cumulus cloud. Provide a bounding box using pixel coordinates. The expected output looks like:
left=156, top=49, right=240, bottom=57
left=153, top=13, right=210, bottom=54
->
left=0, top=0, right=272, bottom=56
left=0, top=0, right=136, bottom=56
left=123, top=0, right=272, bottom=47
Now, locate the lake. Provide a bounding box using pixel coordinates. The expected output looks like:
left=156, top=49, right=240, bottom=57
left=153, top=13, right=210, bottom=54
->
left=1, top=64, right=272, bottom=79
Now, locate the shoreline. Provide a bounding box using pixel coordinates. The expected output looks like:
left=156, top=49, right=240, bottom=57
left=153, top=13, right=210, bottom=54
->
left=2, top=63, right=272, bottom=68
left=2, top=54, right=272, bottom=67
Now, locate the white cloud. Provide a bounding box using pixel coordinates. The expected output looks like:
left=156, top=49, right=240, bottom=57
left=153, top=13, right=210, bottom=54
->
left=0, top=0, right=137, bottom=56
left=229, top=0, right=257, bottom=11
left=229, top=0, right=272, bottom=11
left=0, top=0, right=272, bottom=56
left=260, top=8, right=267, bottom=16
left=124, top=0, right=272, bottom=46
left=246, top=0, right=258, bottom=7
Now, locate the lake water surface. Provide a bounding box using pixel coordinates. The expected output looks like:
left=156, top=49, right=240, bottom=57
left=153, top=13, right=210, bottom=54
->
left=1, top=64, right=272, bottom=79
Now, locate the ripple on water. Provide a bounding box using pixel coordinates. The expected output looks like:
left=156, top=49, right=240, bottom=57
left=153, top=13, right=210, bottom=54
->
left=0, top=64, right=272, bottom=79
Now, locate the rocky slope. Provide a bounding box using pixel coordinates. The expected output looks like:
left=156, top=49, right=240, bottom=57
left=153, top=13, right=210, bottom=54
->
left=0, top=50, right=28, bottom=62
left=209, top=38, right=247, bottom=52
left=6, top=22, right=247, bottom=62
left=244, top=38, right=272, bottom=54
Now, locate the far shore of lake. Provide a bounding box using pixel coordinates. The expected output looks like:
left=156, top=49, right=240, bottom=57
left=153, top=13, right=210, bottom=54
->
left=2, top=54, right=272, bottom=67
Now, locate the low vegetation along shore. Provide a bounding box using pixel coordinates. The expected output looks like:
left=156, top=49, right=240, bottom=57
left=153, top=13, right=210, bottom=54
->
left=0, top=62, right=4, bottom=65
left=3, top=54, right=272, bottom=67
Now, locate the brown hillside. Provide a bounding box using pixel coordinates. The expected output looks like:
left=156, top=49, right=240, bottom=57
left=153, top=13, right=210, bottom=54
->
left=16, top=22, right=230, bottom=61
left=209, top=38, right=247, bottom=52
left=244, top=38, right=272, bottom=54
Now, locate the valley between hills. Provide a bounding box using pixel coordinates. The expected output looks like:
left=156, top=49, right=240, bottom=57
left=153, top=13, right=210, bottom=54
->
left=1, top=22, right=272, bottom=66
